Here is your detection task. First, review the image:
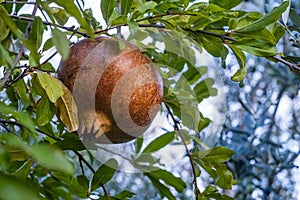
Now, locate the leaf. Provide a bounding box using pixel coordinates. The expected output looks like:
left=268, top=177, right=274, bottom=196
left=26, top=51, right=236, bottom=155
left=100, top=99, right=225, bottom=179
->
left=138, top=2, right=157, bottom=13
left=197, top=146, right=235, bottom=163
left=0, top=102, right=36, bottom=134
left=53, top=133, right=85, bottom=151
left=13, top=160, right=34, bottom=180
left=147, top=175, right=176, bottom=200
left=30, top=144, right=74, bottom=175
left=36, top=96, right=54, bottom=126
left=142, top=132, right=175, bottom=153
left=91, top=158, right=118, bottom=191
left=51, top=28, right=70, bottom=60
left=0, top=174, right=41, bottom=200
left=200, top=35, right=224, bottom=57
left=101, top=0, right=117, bottom=25
left=0, top=17, right=9, bottom=41
left=115, top=190, right=136, bottom=199
left=121, top=0, right=133, bottom=15
left=37, top=72, right=64, bottom=103
left=228, top=45, right=247, bottom=82
left=281, top=0, right=290, bottom=26
left=77, top=175, right=89, bottom=191
left=54, top=83, right=78, bottom=132
left=51, top=0, right=92, bottom=32
left=236, top=1, right=289, bottom=32
left=0, top=44, right=14, bottom=69
left=29, top=16, right=44, bottom=51
left=146, top=169, right=186, bottom=192
left=194, top=78, right=218, bottom=103
left=50, top=7, right=69, bottom=25
left=290, top=8, right=300, bottom=27
left=209, top=0, right=243, bottom=9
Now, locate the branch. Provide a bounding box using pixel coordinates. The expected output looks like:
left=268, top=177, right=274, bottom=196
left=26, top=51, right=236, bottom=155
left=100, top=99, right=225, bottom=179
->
left=271, top=55, right=300, bottom=71
left=0, top=4, right=38, bottom=87
left=165, top=104, right=202, bottom=199
left=8, top=14, right=89, bottom=37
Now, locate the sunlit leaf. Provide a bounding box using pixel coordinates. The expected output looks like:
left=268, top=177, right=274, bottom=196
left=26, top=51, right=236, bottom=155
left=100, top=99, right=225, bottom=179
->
left=51, top=28, right=70, bottom=60
left=37, top=72, right=64, bottom=103
left=54, top=83, right=79, bottom=132
left=228, top=45, right=247, bottom=82
left=51, top=0, right=92, bottom=32
left=236, top=1, right=289, bottom=32
left=142, top=132, right=175, bottom=153
left=209, top=0, right=243, bottom=9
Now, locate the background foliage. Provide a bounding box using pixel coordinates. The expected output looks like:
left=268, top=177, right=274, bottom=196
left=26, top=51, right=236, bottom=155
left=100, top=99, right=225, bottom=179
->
left=0, top=0, right=299, bottom=199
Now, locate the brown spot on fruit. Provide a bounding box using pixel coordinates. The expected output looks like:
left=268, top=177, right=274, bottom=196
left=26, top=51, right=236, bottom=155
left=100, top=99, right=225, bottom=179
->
left=57, top=36, right=163, bottom=144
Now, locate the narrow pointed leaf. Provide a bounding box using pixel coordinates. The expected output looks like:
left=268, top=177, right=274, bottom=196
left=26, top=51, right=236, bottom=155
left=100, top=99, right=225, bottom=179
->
left=236, top=1, right=289, bottom=32
left=101, top=0, right=117, bottom=25
left=91, top=158, right=118, bottom=191
left=142, top=132, right=175, bottom=153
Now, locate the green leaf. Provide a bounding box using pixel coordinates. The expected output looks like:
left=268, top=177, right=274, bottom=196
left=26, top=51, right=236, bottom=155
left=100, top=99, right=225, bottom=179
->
left=138, top=1, right=157, bottom=13
left=228, top=45, right=247, bottom=82
left=50, top=7, right=69, bottom=25
left=194, top=78, right=218, bottom=102
left=42, top=38, right=54, bottom=52
left=290, top=8, right=300, bottom=27
left=115, top=190, right=136, bottom=199
left=54, top=83, right=78, bottom=132
left=77, top=175, right=89, bottom=191
left=51, top=28, right=70, bottom=60
left=200, top=35, right=224, bottom=57
left=37, top=72, right=64, bottom=103
left=135, top=137, right=143, bottom=153
left=13, top=160, right=34, bottom=180
left=51, top=0, right=92, bottom=32
left=53, top=133, right=85, bottom=151
left=0, top=44, right=14, bottom=69
left=30, top=144, right=74, bottom=174
left=209, top=0, right=242, bottom=9
left=197, top=146, right=235, bottom=163
left=146, top=169, right=186, bottom=192
left=0, top=174, right=41, bottom=200
left=14, top=79, right=32, bottom=108
left=29, top=16, right=44, bottom=51
left=142, top=132, right=175, bottom=153
left=147, top=175, right=176, bottom=200
left=121, top=0, right=133, bottom=15
left=36, top=96, right=54, bottom=127
left=0, top=5, right=23, bottom=39
left=91, top=158, right=118, bottom=191
left=101, top=0, right=117, bottom=25
left=0, top=102, right=36, bottom=134
left=0, top=17, right=9, bottom=41
left=236, top=1, right=289, bottom=32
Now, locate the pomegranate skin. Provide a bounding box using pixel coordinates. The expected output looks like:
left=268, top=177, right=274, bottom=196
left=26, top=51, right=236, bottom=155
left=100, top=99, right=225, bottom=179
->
left=57, top=37, right=163, bottom=144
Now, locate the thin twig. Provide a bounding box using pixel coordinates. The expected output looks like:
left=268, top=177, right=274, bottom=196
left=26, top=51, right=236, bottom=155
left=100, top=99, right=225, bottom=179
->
left=271, top=55, right=300, bottom=71
left=9, top=14, right=89, bottom=37
left=165, top=104, right=201, bottom=198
